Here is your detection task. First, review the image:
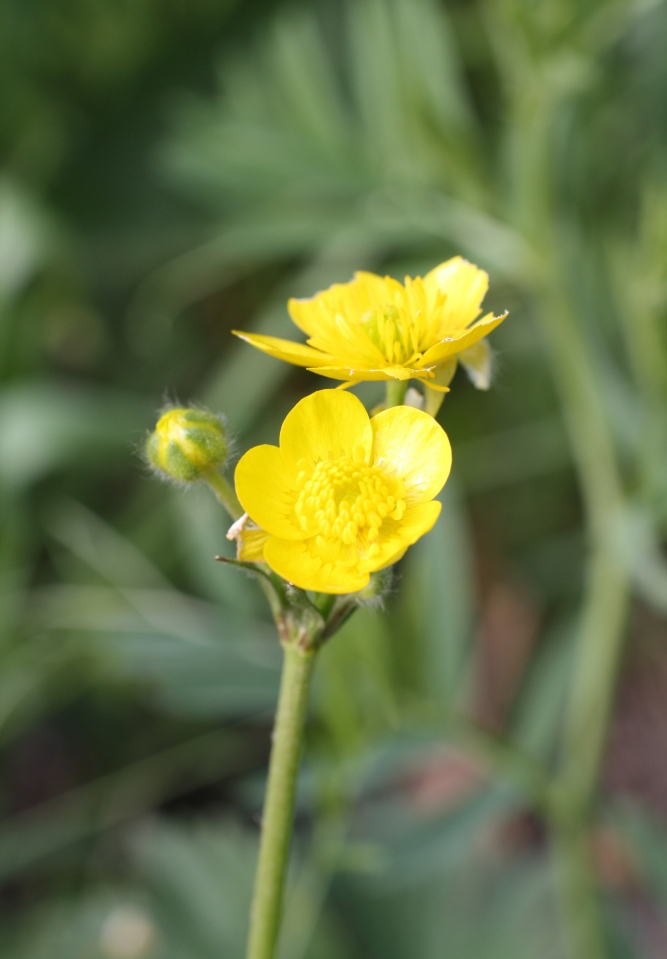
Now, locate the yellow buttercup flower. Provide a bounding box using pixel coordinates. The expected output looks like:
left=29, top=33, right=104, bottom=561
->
left=233, top=257, right=507, bottom=402
left=233, top=390, right=451, bottom=593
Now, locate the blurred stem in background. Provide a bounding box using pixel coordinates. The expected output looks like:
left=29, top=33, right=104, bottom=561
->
left=494, top=10, right=632, bottom=951
left=538, top=279, right=628, bottom=959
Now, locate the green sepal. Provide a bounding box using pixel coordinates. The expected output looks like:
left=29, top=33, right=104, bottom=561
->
left=164, top=440, right=201, bottom=482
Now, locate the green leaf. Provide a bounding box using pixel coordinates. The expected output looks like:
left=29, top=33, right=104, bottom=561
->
left=30, top=583, right=281, bottom=718
left=0, top=383, right=152, bottom=488
left=134, top=819, right=351, bottom=959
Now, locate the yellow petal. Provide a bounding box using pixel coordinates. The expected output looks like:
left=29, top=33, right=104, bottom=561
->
left=279, top=390, right=372, bottom=474
left=309, top=365, right=430, bottom=382
left=420, top=312, right=507, bottom=366
left=290, top=291, right=386, bottom=367
left=232, top=331, right=334, bottom=368
left=370, top=406, right=451, bottom=505
left=358, top=501, right=442, bottom=573
left=264, top=537, right=369, bottom=593
left=308, top=366, right=394, bottom=382
left=234, top=445, right=303, bottom=540
left=226, top=513, right=270, bottom=562
left=307, top=325, right=386, bottom=368
left=287, top=296, right=323, bottom=336
left=238, top=526, right=270, bottom=562
left=459, top=339, right=492, bottom=390
left=423, top=257, right=489, bottom=338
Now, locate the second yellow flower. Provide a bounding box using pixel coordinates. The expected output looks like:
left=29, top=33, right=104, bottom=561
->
left=233, top=390, right=452, bottom=593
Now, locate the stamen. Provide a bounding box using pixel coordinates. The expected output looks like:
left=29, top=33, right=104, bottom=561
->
left=293, top=455, right=406, bottom=569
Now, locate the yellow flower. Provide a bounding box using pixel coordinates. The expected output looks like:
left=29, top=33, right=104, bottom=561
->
left=233, top=257, right=507, bottom=402
left=233, top=390, right=451, bottom=593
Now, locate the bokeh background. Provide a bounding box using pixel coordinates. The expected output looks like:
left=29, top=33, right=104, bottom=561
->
left=1, top=0, right=667, bottom=956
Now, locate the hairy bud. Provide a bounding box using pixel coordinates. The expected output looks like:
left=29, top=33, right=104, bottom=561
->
left=146, top=407, right=227, bottom=482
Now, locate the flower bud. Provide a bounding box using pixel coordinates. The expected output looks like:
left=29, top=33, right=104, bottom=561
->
left=146, top=407, right=227, bottom=482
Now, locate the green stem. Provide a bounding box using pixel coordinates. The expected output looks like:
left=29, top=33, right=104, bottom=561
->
left=533, top=284, right=628, bottom=959
left=246, top=645, right=317, bottom=959
left=204, top=469, right=243, bottom=520
left=559, top=551, right=628, bottom=804
left=385, top=380, right=408, bottom=408
left=492, top=49, right=630, bottom=950
left=552, top=818, right=607, bottom=959
left=532, top=287, right=630, bottom=796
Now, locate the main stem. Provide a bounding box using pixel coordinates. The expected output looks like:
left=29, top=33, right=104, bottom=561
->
left=385, top=380, right=407, bottom=408
left=246, top=644, right=317, bottom=959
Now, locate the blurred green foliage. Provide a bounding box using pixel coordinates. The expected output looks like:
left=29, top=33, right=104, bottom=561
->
left=1, top=0, right=667, bottom=957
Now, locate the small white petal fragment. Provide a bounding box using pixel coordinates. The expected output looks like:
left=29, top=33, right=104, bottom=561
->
left=405, top=387, right=425, bottom=410
left=460, top=340, right=492, bottom=390
left=227, top=512, right=249, bottom=540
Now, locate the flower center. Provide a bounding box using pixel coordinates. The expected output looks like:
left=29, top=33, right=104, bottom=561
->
left=360, top=306, right=418, bottom=365
left=293, top=451, right=406, bottom=558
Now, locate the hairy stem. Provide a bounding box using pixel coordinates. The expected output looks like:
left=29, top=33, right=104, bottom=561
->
left=246, top=645, right=317, bottom=959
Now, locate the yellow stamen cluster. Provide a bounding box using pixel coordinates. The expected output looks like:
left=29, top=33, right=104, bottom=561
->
left=360, top=304, right=420, bottom=365
left=293, top=447, right=406, bottom=560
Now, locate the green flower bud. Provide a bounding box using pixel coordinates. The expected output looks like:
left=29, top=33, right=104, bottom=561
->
left=146, top=407, right=227, bottom=482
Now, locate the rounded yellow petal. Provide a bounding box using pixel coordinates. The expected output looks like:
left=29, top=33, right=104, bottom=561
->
left=264, top=537, right=370, bottom=593
left=423, top=257, right=489, bottom=336
left=232, top=331, right=334, bottom=368
left=234, top=445, right=303, bottom=540
left=279, top=390, right=373, bottom=475
left=358, top=501, right=442, bottom=574
left=287, top=297, right=321, bottom=336
left=370, top=406, right=451, bottom=505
